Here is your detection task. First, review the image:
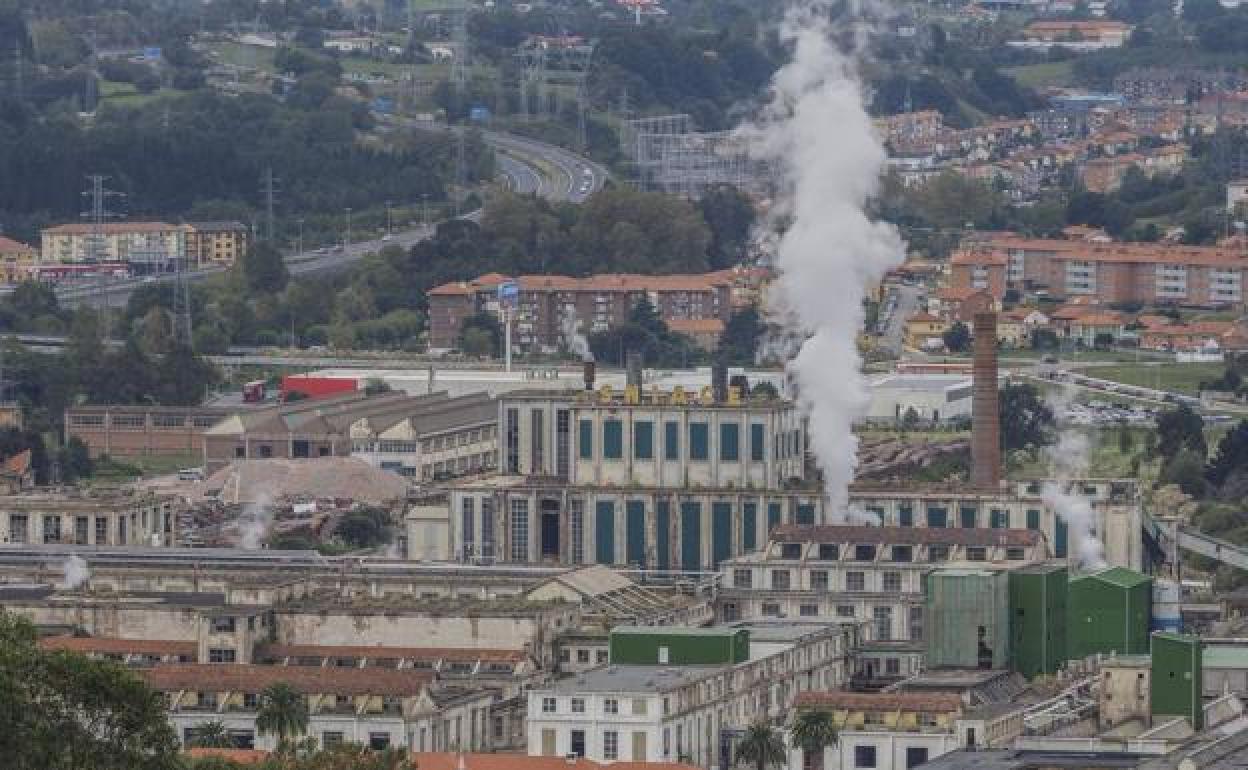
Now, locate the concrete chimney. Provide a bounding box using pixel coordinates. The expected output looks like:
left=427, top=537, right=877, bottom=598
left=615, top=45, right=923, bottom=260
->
left=971, top=310, right=1002, bottom=490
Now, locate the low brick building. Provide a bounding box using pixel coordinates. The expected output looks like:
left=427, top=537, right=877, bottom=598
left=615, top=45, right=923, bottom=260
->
left=64, top=405, right=234, bottom=459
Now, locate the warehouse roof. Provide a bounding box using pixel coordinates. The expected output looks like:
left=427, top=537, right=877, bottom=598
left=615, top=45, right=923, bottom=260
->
left=611, top=625, right=741, bottom=638
left=40, top=636, right=196, bottom=657
left=795, top=691, right=964, bottom=713
left=140, top=663, right=434, bottom=696
left=1072, top=566, right=1151, bottom=588
left=255, top=643, right=528, bottom=664
left=540, top=665, right=723, bottom=694
left=1202, top=645, right=1248, bottom=669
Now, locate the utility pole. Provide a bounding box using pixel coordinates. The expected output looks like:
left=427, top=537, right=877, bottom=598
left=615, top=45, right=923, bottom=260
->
left=260, top=167, right=279, bottom=242
left=80, top=175, right=124, bottom=262
left=344, top=207, right=352, bottom=253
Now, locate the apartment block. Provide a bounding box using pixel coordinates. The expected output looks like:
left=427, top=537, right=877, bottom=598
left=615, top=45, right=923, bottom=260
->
left=40, top=222, right=185, bottom=264
left=184, top=221, right=250, bottom=268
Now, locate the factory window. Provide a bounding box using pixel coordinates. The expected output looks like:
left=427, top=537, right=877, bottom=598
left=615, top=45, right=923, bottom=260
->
left=243, top=693, right=258, bottom=710
left=42, top=515, right=61, bottom=543
left=1055, top=519, right=1068, bottom=558
left=634, top=421, right=654, bottom=460
left=1026, top=509, right=1041, bottom=530
left=579, top=419, right=594, bottom=459
left=750, top=423, right=765, bottom=462
left=847, top=572, right=865, bottom=592
left=603, top=419, right=623, bottom=459
left=570, top=730, right=586, bottom=757
left=898, top=506, right=913, bottom=527
left=258, top=445, right=272, bottom=458
left=910, top=606, right=924, bottom=641
left=577, top=650, right=590, bottom=664
left=604, top=698, right=619, bottom=715
left=510, top=499, right=530, bottom=561
left=94, top=516, right=108, bottom=545
left=368, top=733, right=390, bottom=751
left=818, top=544, right=839, bottom=561
left=874, top=607, right=893, bottom=641
left=461, top=498, right=475, bottom=559
left=720, top=422, right=740, bottom=462
left=771, top=570, right=791, bottom=590
left=928, top=545, right=950, bottom=562
left=811, top=570, right=829, bottom=591
left=1007, top=547, right=1026, bottom=560
left=322, top=732, right=343, bottom=748
left=632, top=699, right=647, bottom=716
left=781, top=543, right=803, bottom=559
left=208, top=648, right=236, bottom=663
left=211, top=617, right=236, bottom=633
left=761, top=603, right=781, bottom=617
left=800, top=604, right=818, bottom=617
left=570, top=499, right=585, bottom=565
left=664, top=421, right=679, bottom=460
left=991, top=509, right=1009, bottom=529
left=905, top=748, right=929, bottom=768
left=481, top=499, right=495, bottom=557
left=882, top=571, right=902, bottom=593
left=571, top=698, right=585, bottom=714
left=891, top=545, right=913, bottom=562
left=541, top=696, right=556, bottom=714
left=689, top=422, right=709, bottom=460
left=960, top=506, right=977, bottom=529
left=853, top=545, right=876, bottom=561
left=8, top=515, right=27, bottom=544
left=885, top=658, right=901, bottom=675
left=837, top=605, right=855, bottom=618
left=596, top=650, right=608, bottom=664
left=926, top=507, right=947, bottom=528
left=966, top=546, right=987, bottom=561
left=530, top=409, right=544, bottom=473
left=603, top=731, right=619, bottom=761
left=733, top=569, right=752, bottom=588
left=506, top=409, right=521, bottom=474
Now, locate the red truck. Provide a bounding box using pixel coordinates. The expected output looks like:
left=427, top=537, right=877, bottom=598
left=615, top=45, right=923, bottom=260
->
left=242, top=380, right=267, bottom=403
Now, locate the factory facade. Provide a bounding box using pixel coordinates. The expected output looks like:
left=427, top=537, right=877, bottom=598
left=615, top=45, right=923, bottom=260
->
left=443, top=382, right=813, bottom=570
left=0, top=490, right=180, bottom=546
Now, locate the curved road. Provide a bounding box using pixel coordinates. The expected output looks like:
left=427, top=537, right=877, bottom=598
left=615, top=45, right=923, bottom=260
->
left=54, top=130, right=608, bottom=308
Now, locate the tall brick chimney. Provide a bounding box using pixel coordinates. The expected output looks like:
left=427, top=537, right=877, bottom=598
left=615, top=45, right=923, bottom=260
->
left=971, top=309, right=1002, bottom=490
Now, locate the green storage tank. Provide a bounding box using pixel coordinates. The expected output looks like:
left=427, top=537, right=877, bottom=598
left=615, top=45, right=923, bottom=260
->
left=608, top=626, right=749, bottom=665
left=926, top=569, right=1010, bottom=669
left=1068, top=567, right=1152, bottom=659
left=1151, top=632, right=1203, bottom=729
left=1009, top=563, right=1068, bottom=678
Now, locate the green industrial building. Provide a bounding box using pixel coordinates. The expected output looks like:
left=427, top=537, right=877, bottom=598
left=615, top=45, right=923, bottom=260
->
left=1009, top=563, right=1068, bottom=679
left=926, top=569, right=1010, bottom=670
left=608, top=626, right=749, bottom=665
left=1068, top=567, right=1152, bottom=659
left=1152, top=632, right=1203, bottom=729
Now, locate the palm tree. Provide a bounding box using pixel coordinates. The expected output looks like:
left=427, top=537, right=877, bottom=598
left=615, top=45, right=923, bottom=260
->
left=188, top=719, right=234, bottom=749
left=734, top=721, right=787, bottom=770
left=790, top=708, right=839, bottom=770
left=255, top=682, right=309, bottom=752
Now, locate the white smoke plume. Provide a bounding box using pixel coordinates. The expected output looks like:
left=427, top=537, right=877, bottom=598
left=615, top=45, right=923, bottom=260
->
left=559, top=305, right=592, bottom=361
left=746, top=3, right=905, bottom=522
left=63, top=554, right=90, bottom=590
left=238, top=492, right=274, bottom=550
left=1042, top=388, right=1106, bottom=570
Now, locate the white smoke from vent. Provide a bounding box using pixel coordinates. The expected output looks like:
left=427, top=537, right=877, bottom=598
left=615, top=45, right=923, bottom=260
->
left=1042, top=388, right=1106, bottom=571
left=746, top=2, right=905, bottom=522
left=559, top=305, right=592, bottom=361
left=238, top=492, right=274, bottom=550
left=63, top=555, right=90, bottom=590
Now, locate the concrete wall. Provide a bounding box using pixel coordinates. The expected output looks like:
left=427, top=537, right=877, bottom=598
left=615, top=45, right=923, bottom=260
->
left=272, top=608, right=577, bottom=652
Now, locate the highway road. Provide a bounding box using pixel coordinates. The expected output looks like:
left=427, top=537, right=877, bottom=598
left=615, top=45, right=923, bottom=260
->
left=51, top=130, right=608, bottom=309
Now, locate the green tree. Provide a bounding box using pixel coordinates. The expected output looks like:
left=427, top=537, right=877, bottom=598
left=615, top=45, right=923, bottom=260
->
left=1118, top=424, right=1135, bottom=456
left=1206, top=419, right=1248, bottom=490
left=789, top=708, right=838, bottom=770
left=1161, top=449, right=1207, bottom=498
left=457, top=312, right=503, bottom=357
left=717, top=306, right=764, bottom=365
left=999, top=383, right=1055, bottom=453
left=942, top=321, right=971, bottom=353
left=57, top=436, right=93, bottom=483
left=255, top=682, right=309, bottom=751
left=238, top=241, right=290, bottom=295
left=699, top=184, right=755, bottom=269
left=188, top=720, right=234, bottom=749
left=1155, top=405, right=1206, bottom=461
left=0, top=611, right=181, bottom=770
left=335, top=507, right=393, bottom=549
left=734, top=722, right=787, bottom=770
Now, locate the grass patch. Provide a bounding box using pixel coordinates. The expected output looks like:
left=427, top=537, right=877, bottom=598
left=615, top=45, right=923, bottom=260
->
left=1010, top=426, right=1161, bottom=480
left=1085, top=362, right=1226, bottom=396
left=91, top=453, right=201, bottom=483
left=1003, top=60, right=1076, bottom=89
left=211, top=42, right=278, bottom=72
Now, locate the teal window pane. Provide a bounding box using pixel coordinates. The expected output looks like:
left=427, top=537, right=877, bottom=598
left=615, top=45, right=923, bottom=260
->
left=664, top=421, right=679, bottom=460
left=578, top=419, right=593, bottom=459
left=595, top=501, right=615, bottom=564
left=634, top=421, right=654, bottom=460
left=1026, top=509, right=1040, bottom=530
left=899, top=506, right=913, bottom=527
left=603, top=419, right=623, bottom=459
left=960, top=507, right=977, bottom=529
left=720, top=423, right=740, bottom=462
left=991, top=509, right=1009, bottom=529
left=1055, top=518, right=1068, bottom=558
left=927, top=507, right=947, bottom=528
left=767, top=502, right=781, bottom=533
left=712, top=503, right=732, bottom=568
left=742, top=503, right=757, bottom=551
left=626, top=501, right=646, bottom=566
left=689, top=423, right=709, bottom=461
left=750, top=423, right=765, bottom=462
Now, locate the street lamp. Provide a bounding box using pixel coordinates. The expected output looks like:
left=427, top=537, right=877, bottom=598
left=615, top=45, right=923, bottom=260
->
left=344, top=207, right=353, bottom=252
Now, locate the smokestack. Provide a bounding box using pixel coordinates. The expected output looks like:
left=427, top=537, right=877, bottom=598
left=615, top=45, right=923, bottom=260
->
left=971, top=310, right=1001, bottom=490
left=711, top=360, right=729, bottom=403
left=626, top=351, right=643, bottom=389
left=583, top=355, right=596, bottom=391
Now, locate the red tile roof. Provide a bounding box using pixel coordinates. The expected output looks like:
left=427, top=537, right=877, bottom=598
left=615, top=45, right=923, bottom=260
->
left=42, top=222, right=182, bottom=235
left=256, top=643, right=527, bottom=663
left=139, top=664, right=434, bottom=696
left=40, top=636, right=196, bottom=657
left=412, top=754, right=701, bottom=770
left=796, top=691, right=964, bottom=713
left=0, top=235, right=34, bottom=254
left=428, top=271, right=737, bottom=297
left=2, top=449, right=32, bottom=477
left=771, top=524, right=1043, bottom=547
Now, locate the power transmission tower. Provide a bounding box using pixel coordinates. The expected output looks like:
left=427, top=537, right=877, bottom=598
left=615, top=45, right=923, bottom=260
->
left=260, top=167, right=280, bottom=242
left=172, top=251, right=193, bottom=350
left=80, top=175, right=124, bottom=262
left=452, top=5, right=469, bottom=214
left=84, top=27, right=99, bottom=113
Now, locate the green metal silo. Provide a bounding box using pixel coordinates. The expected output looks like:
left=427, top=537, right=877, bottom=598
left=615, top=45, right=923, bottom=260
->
left=1151, top=632, right=1203, bottom=729
left=1009, top=563, right=1068, bottom=678
left=1068, top=567, right=1152, bottom=659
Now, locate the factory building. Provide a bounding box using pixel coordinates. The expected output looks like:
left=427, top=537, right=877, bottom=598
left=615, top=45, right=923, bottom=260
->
left=1009, top=564, right=1069, bottom=679
left=1068, top=566, right=1153, bottom=659
left=444, top=375, right=813, bottom=570
left=0, top=490, right=180, bottom=546
left=863, top=374, right=973, bottom=424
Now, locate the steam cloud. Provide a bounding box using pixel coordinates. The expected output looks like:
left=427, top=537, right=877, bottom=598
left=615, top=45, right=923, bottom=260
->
left=63, top=554, right=90, bottom=590
left=1042, top=389, right=1106, bottom=570
left=560, top=305, right=592, bottom=361
left=747, top=2, right=905, bottom=522
left=238, top=492, right=274, bottom=550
